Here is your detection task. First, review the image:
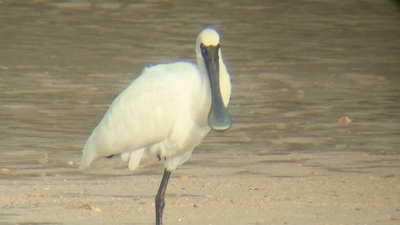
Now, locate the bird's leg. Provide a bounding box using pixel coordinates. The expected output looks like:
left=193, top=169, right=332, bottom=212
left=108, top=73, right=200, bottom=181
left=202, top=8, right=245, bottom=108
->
left=155, top=169, right=171, bottom=225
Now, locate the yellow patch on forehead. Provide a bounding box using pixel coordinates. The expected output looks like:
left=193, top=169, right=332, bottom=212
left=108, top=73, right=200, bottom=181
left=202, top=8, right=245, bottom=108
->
left=199, top=28, right=220, bottom=46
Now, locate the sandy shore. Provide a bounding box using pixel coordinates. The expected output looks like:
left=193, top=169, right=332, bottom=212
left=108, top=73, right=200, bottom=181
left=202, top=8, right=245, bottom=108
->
left=1, top=152, right=399, bottom=225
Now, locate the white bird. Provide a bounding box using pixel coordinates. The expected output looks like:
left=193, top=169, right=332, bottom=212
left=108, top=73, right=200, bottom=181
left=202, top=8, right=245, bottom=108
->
left=79, top=28, right=232, bottom=225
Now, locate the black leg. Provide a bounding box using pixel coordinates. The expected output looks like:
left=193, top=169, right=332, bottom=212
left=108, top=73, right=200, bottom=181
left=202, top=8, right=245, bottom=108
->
left=155, top=169, right=171, bottom=225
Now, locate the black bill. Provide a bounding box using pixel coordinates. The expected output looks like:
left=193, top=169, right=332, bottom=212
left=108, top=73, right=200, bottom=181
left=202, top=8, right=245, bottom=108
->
left=202, top=44, right=232, bottom=131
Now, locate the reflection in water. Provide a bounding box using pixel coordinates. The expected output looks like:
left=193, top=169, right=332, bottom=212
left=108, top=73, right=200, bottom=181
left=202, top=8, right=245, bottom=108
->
left=0, top=0, right=399, bottom=177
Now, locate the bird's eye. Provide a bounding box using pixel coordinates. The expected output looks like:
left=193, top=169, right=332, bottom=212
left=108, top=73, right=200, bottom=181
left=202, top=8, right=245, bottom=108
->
left=200, top=43, right=206, bottom=56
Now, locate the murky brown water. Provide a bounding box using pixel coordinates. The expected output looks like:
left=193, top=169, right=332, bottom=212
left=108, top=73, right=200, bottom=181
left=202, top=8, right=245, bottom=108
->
left=1, top=0, right=400, bottom=178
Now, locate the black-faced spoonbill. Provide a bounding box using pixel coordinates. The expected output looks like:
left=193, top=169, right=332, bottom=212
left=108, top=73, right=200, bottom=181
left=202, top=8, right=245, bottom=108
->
left=79, top=28, right=232, bottom=225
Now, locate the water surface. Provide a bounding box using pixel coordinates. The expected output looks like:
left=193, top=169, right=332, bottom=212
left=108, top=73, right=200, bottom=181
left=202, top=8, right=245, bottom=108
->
left=0, top=0, right=399, bottom=178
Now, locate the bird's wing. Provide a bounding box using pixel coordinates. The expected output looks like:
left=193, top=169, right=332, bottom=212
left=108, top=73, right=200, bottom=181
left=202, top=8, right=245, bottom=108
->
left=80, top=62, right=201, bottom=169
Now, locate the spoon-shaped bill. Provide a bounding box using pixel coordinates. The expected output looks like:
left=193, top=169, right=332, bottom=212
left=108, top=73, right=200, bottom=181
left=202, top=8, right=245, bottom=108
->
left=201, top=44, right=232, bottom=131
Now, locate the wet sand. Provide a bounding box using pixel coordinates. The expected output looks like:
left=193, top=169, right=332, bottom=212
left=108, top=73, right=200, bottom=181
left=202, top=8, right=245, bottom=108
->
left=1, top=154, right=400, bottom=225
left=1, top=0, right=400, bottom=224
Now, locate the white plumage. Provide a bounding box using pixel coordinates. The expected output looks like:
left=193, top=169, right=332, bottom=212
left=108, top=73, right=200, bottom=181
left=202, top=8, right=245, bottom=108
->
left=80, top=28, right=231, bottom=172
left=79, top=28, right=232, bottom=225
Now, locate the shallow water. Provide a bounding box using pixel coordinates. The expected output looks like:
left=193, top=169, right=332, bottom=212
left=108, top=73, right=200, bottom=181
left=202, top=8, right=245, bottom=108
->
left=0, top=0, right=400, bottom=178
